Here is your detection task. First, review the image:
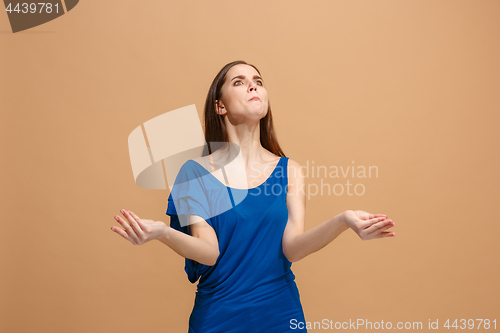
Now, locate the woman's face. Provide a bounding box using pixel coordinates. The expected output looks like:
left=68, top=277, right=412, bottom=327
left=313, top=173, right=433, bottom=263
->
left=216, top=64, right=269, bottom=122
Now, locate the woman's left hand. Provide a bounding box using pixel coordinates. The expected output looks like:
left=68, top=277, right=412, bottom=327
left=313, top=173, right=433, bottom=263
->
left=111, top=209, right=167, bottom=245
left=343, top=210, right=396, bottom=240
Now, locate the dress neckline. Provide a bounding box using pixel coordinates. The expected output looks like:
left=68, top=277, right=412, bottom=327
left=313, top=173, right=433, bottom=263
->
left=189, top=156, right=283, bottom=191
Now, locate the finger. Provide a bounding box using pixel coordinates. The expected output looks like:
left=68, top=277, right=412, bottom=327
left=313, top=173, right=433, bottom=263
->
left=128, top=211, right=144, bottom=231
left=111, top=225, right=135, bottom=243
left=121, top=210, right=143, bottom=234
left=367, top=220, right=394, bottom=235
left=365, top=218, right=392, bottom=233
left=369, top=213, right=387, bottom=219
left=361, top=216, right=386, bottom=229
left=377, top=231, right=395, bottom=238
left=115, top=214, right=139, bottom=241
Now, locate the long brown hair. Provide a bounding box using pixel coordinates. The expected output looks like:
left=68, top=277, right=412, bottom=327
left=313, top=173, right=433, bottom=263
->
left=203, top=60, right=286, bottom=158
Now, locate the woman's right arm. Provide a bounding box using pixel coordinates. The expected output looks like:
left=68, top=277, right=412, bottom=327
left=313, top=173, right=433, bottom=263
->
left=157, top=215, right=219, bottom=266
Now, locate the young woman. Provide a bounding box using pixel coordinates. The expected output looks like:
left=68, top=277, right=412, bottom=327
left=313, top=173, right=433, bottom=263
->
left=111, top=60, right=396, bottom=332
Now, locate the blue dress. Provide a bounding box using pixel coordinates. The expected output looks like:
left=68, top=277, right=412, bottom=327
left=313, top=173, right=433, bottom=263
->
left=166, top=156, right=307, bottom=333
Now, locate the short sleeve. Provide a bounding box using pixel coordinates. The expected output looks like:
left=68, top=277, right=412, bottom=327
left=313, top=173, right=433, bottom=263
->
left=166, top=160, right=212, bottom=226
left=165, top=160, right=214, bottom=283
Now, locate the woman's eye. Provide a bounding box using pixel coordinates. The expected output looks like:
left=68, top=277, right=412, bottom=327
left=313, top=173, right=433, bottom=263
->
left=233, top=80, right=263, bottom=86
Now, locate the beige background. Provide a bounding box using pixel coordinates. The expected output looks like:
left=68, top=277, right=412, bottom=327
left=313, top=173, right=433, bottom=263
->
left=1, top=1, right=499, bottom=332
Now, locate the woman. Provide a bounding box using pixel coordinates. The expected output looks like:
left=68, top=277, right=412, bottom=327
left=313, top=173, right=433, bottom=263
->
left=111, top=60, right=396, bottom=332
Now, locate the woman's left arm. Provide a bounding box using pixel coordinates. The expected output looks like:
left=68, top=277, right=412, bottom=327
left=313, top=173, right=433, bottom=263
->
left=282, top=159, right=395, bottom=262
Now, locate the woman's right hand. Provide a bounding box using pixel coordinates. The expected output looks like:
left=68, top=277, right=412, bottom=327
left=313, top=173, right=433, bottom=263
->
left=343, top=209, right=395, bottom=240
left=111, top=209, right=168, bottom=245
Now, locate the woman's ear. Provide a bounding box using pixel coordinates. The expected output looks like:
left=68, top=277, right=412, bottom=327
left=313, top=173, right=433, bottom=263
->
left=215, top=100, right=226, bottom=115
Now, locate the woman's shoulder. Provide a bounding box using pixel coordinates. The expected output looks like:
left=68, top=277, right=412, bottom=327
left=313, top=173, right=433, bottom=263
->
left=285, top=157, right=306, bottom=180
left=189, top=156, right=207, bottom=167
left=283, top=156, right=299, bottom=168
left=186, top=156, right=212, bottom=172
